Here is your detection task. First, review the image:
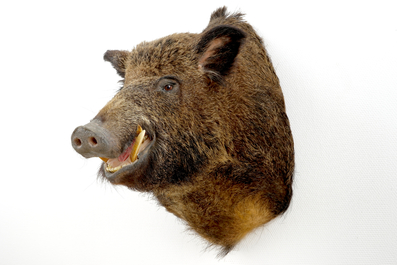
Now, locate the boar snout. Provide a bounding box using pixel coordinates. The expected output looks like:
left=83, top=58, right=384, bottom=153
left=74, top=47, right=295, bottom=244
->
left=71, top=121, right=117, bottom=159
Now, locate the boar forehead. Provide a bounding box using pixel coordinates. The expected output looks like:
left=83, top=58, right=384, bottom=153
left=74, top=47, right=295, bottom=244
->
left=124, top=33, right=199, bottom=83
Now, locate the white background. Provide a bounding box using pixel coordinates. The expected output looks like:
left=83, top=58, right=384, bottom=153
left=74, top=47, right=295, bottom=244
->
left=1, top=1, right=396, bottom=264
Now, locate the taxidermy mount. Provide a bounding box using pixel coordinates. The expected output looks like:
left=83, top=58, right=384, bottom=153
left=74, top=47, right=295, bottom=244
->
left=71, top=6, right=294, bottom=256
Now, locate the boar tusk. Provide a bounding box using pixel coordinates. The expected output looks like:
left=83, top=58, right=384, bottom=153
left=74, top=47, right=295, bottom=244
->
left=136, top=125, right=142, bottom=136
left=100, top=157, right=109, bottom=162
left=130, top=129, right=146, bottom=162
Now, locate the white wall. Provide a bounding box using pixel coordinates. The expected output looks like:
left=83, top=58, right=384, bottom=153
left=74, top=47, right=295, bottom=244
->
left=1, top=1, right=396, bottom=264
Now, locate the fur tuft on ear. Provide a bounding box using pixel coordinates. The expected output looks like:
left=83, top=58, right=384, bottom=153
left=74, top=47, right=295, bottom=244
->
left=103, top=50, right=129, bottom=78
left=196, top=25, right=246, bottom=84
left=209, top=6, right=244, bottom=23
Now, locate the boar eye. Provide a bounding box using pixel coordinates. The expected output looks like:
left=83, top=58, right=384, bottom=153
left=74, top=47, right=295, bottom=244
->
left=163, top=84, right=173, bottom=91
left=156, top=76, right=180, bottom=93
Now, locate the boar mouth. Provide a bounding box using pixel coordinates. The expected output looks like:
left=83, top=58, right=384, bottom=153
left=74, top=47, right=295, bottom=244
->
left=100, top=125, right=154, bottom=177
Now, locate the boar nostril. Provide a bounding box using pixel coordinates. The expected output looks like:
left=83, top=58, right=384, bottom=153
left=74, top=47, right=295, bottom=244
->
left=73, top=138, right=82, bottom=147
left=88, top=137, right=98, bottom=147
left=71, top=123, right=111, bottom=158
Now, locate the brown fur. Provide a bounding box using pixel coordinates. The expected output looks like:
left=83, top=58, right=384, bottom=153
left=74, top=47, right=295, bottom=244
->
left=72, top=7, right=294, bottom=256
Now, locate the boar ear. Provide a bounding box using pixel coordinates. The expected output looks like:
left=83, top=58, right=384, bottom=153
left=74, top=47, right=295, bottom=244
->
left=196, top=25, right=246, bottom=83
left=104, top=50, right=129, bottom=78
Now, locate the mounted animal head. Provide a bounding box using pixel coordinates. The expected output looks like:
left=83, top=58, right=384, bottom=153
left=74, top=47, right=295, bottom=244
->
left=71, top=7, right=294, bottom=256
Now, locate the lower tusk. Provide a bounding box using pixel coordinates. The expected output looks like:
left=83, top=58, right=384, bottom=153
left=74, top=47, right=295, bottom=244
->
left=136, top=125, right=143, bottom=135
left=130, top=129, right=146, bottom=162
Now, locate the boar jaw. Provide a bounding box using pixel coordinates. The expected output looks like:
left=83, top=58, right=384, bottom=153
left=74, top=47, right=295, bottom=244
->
left=101, top=126, right=155, bottom=180
left=105, top=131, right=150, bottom=173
